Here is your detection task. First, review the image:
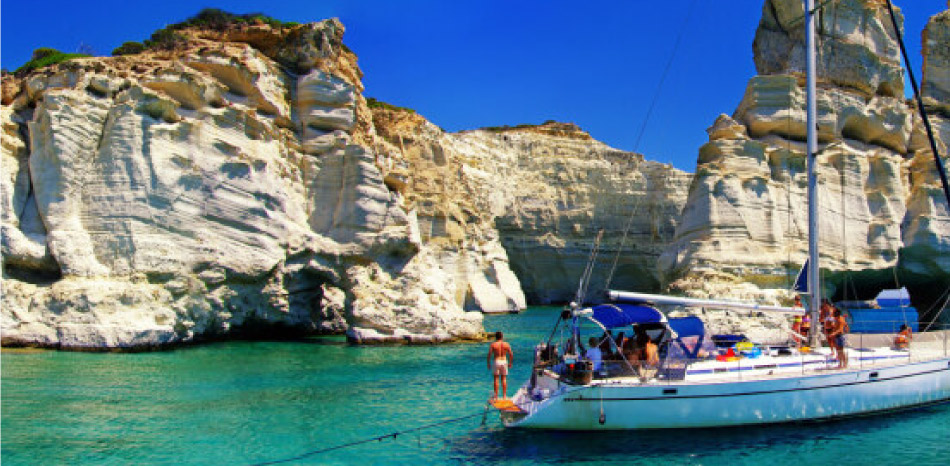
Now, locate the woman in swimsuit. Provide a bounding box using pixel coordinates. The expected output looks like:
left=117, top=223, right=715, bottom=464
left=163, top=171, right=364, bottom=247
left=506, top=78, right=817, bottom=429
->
left=821, top=300, right=837, bottom=361
left=828, top=309, right=849, bottom=369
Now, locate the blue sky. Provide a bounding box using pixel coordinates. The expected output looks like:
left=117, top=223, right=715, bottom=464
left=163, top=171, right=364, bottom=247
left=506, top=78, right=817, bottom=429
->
left=1, top=1, right=943, bottom=171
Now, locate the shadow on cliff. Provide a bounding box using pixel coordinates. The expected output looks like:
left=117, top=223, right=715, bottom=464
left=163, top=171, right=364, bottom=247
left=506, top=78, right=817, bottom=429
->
left=825, top=267, right=950, bottom=323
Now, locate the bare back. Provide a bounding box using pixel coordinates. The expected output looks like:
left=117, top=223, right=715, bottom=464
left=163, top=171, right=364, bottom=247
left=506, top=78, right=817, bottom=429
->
left=644, top=342, right=659, bottom=366
left=489, top=341, right=512, bottom=361
left=835, top=315, right=849, bottom=336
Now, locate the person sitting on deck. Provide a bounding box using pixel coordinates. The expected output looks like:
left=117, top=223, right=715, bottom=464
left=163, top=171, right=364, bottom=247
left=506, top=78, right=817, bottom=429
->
left=597, top=331, right=614, bottom=360
left=614, top=331, right=628, bottom=354
left=801, top=314, right=812, bottom=345
left=584, top=337, right=604, bottom=372
left=630, top=327, right=659, bottom=380
left=895, top=324, right=913, bottom=350
left=791, top=316, right=803, bottom=347
left=622, top=331, right=638, bottom=368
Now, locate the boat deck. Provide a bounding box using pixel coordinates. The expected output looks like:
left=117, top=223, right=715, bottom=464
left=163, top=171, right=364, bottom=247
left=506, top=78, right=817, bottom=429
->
left=579, top=337, right=950, bottom=386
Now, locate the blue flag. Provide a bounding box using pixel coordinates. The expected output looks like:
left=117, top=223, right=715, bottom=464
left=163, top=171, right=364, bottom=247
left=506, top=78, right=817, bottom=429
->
left=793, top=259, right=809, bottom=293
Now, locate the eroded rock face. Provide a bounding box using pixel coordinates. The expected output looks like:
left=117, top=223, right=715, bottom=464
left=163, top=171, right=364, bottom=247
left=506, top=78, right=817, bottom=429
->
left=754, top=0, right=904, bottom=97
left=662, top=0, right=950, bottom=315
left=923, top=9, right=950, bottom=112
left=0, top=19, right=483, bottom=349
left=3, top=1, right=948, bottom=350
left=480, top=132, right=691, bottom=304
left=368, top=109, right=530, bottom=314
left=369, top=113, right=690, bottom=307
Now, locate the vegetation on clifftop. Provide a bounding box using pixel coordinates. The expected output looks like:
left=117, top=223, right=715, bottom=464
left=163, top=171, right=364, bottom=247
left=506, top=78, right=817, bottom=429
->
left=15, top=8, right=309, bottom=71
left=139, top=8, right=300, bottom=52
left=14, top=48, right=90, bottom=76
left=167, top=8, right=299, bottom=31
left=481, top=120, right=561, bottom=132
left=111, top=41, right=146, bottom=56
left=366, top=97, right=416, bottom=114
left=477, top=120, right=592, bottom=140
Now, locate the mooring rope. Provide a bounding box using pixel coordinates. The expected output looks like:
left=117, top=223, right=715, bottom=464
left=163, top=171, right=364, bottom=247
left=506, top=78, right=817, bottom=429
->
left=248, top=396, right=540, bottom=466
left=248, top=406, right=499, bottom=466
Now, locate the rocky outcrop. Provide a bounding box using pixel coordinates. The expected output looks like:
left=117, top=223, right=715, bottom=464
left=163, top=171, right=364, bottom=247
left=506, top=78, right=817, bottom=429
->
left=922, top=9, right=950, bottom=114
left=660, top=0, right=950, bottom=316
left=369, top=114, right=690, bottom=307
left=483, top=130, right=690, bottom=303
left=1, top=19, right=484, bottom=349
left=364, top=107, right=528, bottom=316
left=754, top=0, right=904, bottom=97
left=3, top=1, right=948, bottom=350
left=900, top=8, right=950, bottom=309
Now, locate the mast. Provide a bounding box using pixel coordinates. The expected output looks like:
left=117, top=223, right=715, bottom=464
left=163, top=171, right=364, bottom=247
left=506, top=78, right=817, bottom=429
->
left=805, top=0, right=821, bottom=348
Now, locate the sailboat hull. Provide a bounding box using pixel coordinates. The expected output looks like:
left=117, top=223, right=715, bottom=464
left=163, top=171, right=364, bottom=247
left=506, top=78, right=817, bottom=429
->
left=505, top=358, right=950, bottom=429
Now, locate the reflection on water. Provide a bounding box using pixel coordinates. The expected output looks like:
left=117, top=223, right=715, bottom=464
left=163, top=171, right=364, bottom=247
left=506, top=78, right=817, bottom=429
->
left=3, top=308, right=949, bottom=466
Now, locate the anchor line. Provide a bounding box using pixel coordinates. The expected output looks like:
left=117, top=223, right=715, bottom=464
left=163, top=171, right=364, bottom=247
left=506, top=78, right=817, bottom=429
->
left=247, top=399, right=535, bottom=466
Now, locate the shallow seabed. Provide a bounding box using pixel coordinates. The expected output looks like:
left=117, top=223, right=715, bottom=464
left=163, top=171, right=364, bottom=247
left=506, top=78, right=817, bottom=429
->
left=3, top=307, right=949, bottom=465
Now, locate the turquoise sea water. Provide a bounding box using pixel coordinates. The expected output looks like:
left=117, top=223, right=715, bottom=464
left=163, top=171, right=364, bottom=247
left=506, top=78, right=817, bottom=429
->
left=3, top=307, right=949, bottom=465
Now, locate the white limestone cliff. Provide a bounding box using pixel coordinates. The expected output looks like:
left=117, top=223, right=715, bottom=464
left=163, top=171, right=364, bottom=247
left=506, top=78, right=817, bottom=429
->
left=369, top=113, right=690, bottom=308
left=3, top=1, right=948, bottom=350
left=660, top=0, right=950, bottom=317
left=900, top=8, right=950, bottom=307
left=1, top=20, right=485, bottom=348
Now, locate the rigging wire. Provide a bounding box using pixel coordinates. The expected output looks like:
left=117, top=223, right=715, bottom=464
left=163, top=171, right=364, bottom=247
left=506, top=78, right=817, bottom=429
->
left=602, top=0, right=697, bottom=293
left=575, top=230, right=605, bottom=306
left=882, top=0, right=950, bottom=328
left=883, top=0, right=950, bottom=211
left=603, top=193, right=644, bottom=291
left=632, top=0, right=698, bottom=152
left=784, top=56, right=797, bottom=292
left=824, top=1, right=859, bottom=305
left=922, top=287, right=950, bottom=332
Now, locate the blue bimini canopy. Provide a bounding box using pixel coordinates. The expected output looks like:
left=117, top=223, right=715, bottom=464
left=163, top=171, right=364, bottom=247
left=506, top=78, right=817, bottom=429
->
left=589, top=304, right=665, bottom=329
left=668, top=316, right=704, bottom=338
left=668, top=316, right=710, bottom=359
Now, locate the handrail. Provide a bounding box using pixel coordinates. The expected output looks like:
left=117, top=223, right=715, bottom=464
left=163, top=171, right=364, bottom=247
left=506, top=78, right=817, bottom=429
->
left=537, top=324, right=949, bottom=387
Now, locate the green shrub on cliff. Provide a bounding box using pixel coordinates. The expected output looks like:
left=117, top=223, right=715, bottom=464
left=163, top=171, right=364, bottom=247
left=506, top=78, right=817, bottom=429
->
left=482, top=123, right=538, bottom=132
left=366, top=97, right=416, bottom=114
left=144, top=29, right=188, bottom=51
left=141, top=9, right=297, bottom=52
left=30, top=48, right=61, bottom=61
left=112, top=41, right=146, bottom=56
left=15, top=48, right=90, bottom=76
left=168, top=8, right=297, bottom=31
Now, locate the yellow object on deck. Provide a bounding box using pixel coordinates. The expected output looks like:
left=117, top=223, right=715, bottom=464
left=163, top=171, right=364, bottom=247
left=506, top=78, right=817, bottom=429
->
left=490, top=398, right=525, bottom=413
left=736, top=341, right=755, bottom=351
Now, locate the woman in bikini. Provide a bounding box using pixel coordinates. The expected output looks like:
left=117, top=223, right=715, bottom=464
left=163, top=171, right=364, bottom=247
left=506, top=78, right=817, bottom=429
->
left=821, top=300, right=837, bottom=361
left=828, top=309, right=849, bottom=369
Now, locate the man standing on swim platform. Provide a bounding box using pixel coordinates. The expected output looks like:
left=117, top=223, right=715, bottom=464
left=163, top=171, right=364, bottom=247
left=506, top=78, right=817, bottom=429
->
left=487, top=331, right=514, bottom=400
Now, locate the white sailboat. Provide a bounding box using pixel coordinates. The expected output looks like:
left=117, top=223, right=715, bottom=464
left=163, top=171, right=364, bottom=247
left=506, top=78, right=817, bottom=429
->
left=494, top=0, right=950, bottom=429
